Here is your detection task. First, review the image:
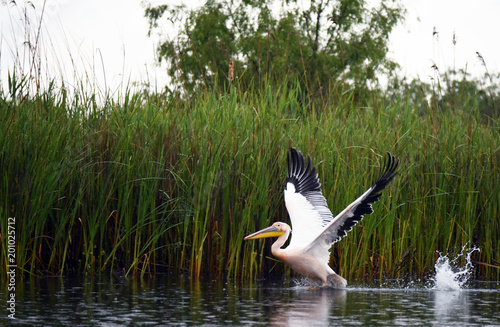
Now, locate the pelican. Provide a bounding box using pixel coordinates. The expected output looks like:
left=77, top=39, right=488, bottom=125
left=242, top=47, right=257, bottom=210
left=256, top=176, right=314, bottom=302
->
left=244, top=148, right=399, bottom=287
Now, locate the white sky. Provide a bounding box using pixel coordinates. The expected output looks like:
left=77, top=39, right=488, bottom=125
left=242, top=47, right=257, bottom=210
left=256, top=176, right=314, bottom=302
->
left=390, top=0, right=499, bottom=81
left=1, top=0, right=499, bottom=96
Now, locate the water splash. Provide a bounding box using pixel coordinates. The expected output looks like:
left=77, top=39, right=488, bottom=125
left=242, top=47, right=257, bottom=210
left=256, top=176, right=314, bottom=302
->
left=432, top=245, right=480, bottom=291
left=292, top=277, right=323, bottom=288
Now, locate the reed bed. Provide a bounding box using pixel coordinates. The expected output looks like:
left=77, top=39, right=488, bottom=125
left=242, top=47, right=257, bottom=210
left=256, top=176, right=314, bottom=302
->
left=1, top=80, right=499, bottom=281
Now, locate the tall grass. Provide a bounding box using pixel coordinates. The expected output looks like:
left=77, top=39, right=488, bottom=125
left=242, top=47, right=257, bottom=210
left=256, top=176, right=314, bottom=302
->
left=1, top=77, right=499, bottom=281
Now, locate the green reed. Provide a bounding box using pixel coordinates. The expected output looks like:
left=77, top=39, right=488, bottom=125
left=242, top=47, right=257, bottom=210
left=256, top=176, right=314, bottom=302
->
left=1, top=78, right=499, bottom=281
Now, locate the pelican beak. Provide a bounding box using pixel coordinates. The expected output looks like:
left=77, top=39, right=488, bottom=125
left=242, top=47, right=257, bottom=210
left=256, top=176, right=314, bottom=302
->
left=244, top=225, right=285, bottom=240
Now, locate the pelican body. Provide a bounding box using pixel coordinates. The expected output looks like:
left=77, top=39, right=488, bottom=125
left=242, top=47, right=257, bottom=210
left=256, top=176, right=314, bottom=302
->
left=244, top=148, right=399, bottom=287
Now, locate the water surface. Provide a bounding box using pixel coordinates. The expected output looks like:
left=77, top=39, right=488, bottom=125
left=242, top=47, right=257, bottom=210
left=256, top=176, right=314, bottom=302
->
left=2, top=275, right=499, bottom=326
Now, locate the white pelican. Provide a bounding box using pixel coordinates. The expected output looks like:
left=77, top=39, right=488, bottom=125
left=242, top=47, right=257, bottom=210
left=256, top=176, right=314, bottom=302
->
left=244, top=148, right=399, bottom=287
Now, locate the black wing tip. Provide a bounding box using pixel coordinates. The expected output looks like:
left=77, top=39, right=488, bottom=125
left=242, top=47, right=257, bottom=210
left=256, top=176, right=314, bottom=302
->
left=287, top=147, right=321, bottom=194
left=363, top=151, right=399, bottom=204
left=378, top=152, right=400, bottom=186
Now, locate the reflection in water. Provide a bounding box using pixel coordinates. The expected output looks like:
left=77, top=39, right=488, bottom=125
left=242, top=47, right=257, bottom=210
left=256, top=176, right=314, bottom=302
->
left=0, top=275, right=499, bottom=326
left=433, top=290, right=469, bottom=325
left=270, top=288, right=346, bottom=327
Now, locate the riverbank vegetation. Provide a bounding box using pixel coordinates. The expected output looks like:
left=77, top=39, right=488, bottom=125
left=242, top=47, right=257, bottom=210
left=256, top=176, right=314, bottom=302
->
left=1, top=71, right=499, bottom=281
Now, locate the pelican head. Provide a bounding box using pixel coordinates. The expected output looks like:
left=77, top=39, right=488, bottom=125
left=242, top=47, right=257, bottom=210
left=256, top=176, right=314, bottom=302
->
left=244, top=222, right=289, bottom=240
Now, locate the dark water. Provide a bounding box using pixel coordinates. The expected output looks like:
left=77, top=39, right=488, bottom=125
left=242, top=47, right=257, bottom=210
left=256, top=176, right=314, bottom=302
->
left=1, top=275, right=500, bottom=326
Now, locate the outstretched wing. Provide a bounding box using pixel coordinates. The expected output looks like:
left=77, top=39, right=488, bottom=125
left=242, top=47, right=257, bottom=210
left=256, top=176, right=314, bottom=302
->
left=284, top=148, right=334, bottom=250
left=305, top=152, right=399, bottom=254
